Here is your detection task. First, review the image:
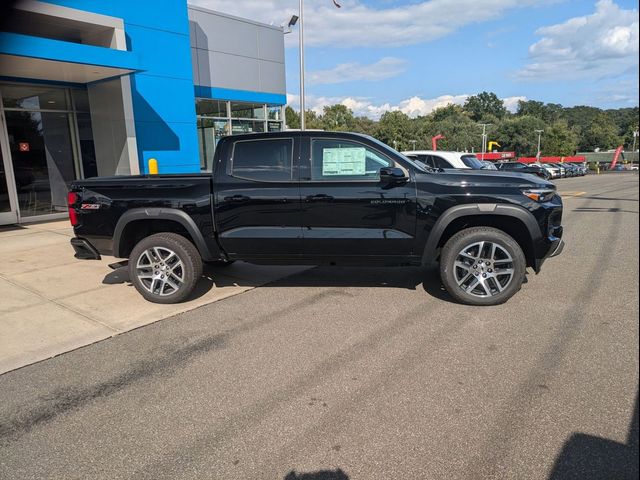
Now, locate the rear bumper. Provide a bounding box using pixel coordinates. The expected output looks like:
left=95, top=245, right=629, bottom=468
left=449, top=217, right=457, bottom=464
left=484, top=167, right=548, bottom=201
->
left=70, top=237, right=101, bottom=260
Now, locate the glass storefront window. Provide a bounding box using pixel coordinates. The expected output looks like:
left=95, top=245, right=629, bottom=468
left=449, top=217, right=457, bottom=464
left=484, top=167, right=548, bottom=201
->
left=76, top=113, right=98, bottom=178
left=195, top=99, right=284, bottom=170
left=196, top=99, right=227, bottom=117
left=268, top=121, right=283, bottom=132
left=1, top=82, right=97, bottom=221
left=5, top=110, right=76, bottom=217
left=72, top=90, right=91, bottom=113
left=267, top=106, right=282, bottom=121
left=230, top=102, right=265, bottom=119
left=232, top=119, right=265, bottom=134
left=1, top=84, right=69, bottom=110
left=197, top=118, right=230, bottom=171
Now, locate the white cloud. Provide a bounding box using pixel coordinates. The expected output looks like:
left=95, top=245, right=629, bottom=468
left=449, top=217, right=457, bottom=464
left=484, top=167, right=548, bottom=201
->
left=307, top=57, right=407, bottom=85
left=517, top=0, right=639, bottom=80
left=191, top=0, right=550, bottom=48
left=287, top=93, right=527, bottom=119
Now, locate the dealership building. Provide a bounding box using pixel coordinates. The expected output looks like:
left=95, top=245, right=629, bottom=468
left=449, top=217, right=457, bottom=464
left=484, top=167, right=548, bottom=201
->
left=0, top=0, right=287, bottom=225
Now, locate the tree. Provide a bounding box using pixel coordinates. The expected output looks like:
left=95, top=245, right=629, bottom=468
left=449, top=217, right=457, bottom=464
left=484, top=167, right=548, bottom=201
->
left=463, top=91, right=507, bottom=121
left=285, top=106, right=300, bottom=129
left=517, top=100, right=563, bottom=124
left=321, top=104, right=355, bottom=131
left=584, top=113, right=622, bottom=151
left=542, top=121, right=579, bottom=156
left=375, top=111, right=415, bottom=150
left=495, top=116, right=546, bottom=156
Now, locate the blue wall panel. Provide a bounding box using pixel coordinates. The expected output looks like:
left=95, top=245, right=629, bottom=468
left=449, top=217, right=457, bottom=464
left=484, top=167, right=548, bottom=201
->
left=44, top=0, right=199, bottom=174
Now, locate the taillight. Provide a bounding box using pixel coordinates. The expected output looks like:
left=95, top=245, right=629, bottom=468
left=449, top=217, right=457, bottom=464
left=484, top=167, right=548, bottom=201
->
left=68, top=191, right=79, bottom=226
left=68, top=192, right=78, bottom=205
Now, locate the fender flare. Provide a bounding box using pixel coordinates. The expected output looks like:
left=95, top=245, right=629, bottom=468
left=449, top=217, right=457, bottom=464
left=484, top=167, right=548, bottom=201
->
left=421, top=203, right=542, bottom=264
left=113, top=208, right=215, bottom=260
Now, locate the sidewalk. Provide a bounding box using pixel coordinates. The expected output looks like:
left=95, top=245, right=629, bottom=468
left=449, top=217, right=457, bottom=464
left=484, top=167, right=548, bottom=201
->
left=0, top=220, right=308, bottom=374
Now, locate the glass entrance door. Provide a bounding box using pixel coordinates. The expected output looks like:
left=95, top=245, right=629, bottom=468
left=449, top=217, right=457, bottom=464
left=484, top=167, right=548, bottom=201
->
left=0, top=113, right=18, bottom=225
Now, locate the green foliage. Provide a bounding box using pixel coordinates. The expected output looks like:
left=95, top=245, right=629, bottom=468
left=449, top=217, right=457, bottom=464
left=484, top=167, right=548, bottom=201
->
left=285, top=91, right=637, bottom=155
left=463, top=91, right=507, bottom=121
left=583, top=112, right=622, bottom=151
left=495, top=116, right=546, bottom=156
left=285, top=106, right=300, bottom=129
left=321, top=104, right=355, bottom=131
left=374, top=110, right=416, bottom=151
left=542, top=121, right=579, bottom=156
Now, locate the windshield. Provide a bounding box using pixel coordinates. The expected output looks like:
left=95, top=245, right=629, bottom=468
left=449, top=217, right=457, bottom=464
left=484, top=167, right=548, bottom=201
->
left=461, top=155, right=485, bottom=170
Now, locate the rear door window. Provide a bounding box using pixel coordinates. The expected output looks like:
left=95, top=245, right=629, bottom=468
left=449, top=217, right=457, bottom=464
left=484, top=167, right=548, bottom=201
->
left=231, top=138, right=293, bottom=182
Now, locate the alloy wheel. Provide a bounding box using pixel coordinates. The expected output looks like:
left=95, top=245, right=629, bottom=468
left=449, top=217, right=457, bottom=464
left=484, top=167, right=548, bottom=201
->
left=453, top=241, right=515, bottom=298
left=135, top=246, right=184, bottom=296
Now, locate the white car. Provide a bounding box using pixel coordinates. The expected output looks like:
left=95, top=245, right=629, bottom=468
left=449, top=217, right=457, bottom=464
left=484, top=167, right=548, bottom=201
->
left=402, top=150, right=484, bottom=169
left=539, top=163, right=562, bottom=179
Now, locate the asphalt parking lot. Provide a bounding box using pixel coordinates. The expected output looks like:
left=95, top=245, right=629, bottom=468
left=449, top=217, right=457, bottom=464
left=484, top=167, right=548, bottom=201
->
left=0, top=173, right=638, bottom=480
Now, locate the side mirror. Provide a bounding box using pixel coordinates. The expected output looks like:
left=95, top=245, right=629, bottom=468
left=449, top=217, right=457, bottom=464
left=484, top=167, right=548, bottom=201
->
left=380, top=167, right=408, bottom=185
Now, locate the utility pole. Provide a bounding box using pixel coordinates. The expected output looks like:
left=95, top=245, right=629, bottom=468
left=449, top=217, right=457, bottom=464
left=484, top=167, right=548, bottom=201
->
left=632, top=130, right=639, bottom=152
left=535, top=129, right=544, bottom=162
left=478, top=123, right=491, bottom=160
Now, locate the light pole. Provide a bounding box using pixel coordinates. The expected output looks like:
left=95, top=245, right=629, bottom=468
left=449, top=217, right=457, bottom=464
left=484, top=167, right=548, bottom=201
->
left=535, top=129, right=544, bottom=162
left=296, top=0, right=341, bottom=131
left=410, top=140, right=417, bottom=150
left=632, top=130, right=639, bottom=152
left=298, top=0, right=306, bottom=130
left=478, top=123, right=491, bottom=160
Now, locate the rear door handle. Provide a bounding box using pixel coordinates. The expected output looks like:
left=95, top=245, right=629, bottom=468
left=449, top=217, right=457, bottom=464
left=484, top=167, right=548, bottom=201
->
left=224, top=194, right=250, bottom=203
left=306, top=194, right=334, bottom=202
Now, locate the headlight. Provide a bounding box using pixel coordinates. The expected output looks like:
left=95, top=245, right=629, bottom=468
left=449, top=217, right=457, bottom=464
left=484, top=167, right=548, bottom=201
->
left=522, top=188, right=556, bottom=202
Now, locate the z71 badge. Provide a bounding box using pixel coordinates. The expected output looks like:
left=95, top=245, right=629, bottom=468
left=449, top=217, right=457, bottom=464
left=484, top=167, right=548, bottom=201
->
left=80, top=203, right=101, bottom=210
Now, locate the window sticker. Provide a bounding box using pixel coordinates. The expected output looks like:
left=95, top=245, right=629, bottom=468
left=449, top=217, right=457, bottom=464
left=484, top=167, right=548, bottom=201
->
left=322, top=147, right=366, bottom=176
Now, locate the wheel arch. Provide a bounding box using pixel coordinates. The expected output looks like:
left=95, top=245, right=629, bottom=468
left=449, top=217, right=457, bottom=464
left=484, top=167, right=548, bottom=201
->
left=422, top=204, right=542, bottom=267
left=113, top=208, right=216, bottom=261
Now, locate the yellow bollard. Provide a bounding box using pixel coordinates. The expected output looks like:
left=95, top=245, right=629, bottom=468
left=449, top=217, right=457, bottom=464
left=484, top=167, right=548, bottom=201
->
left=148, top=158, right=159, bottom=175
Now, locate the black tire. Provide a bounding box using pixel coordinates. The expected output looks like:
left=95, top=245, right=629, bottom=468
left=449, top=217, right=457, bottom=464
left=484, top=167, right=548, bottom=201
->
left=128, top=233, right=203, bottom=304
left=440, top=227, right=526, bottom=306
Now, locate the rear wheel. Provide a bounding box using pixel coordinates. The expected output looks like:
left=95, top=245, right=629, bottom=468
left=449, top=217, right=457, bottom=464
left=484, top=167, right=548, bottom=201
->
left=440, top=227, right=526, bottom=306
left=128, top=233, right=203, bottom=304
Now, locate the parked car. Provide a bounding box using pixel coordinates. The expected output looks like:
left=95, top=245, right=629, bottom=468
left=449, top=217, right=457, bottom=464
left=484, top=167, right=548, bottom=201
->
left=559, top=163, right=581, bottom=177
left=497, top=162, right=551, bottom=180
left=629, top=164, right=639, bottom=171
left=69, top=131, right=564, bottom=307
left=402, top=150, right=485, bottom=170
left=480, top=160, right=498, bottom=170
left=539, top=163, right=562, bottom=179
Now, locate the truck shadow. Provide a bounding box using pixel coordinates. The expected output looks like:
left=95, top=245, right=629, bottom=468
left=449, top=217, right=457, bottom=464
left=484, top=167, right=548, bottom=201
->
left=103, top=264, right=456, bottom=303
left=548, top=388, right=638, bottom=480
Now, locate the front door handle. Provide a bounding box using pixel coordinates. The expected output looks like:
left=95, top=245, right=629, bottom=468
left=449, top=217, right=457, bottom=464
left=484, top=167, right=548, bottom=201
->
left=306, top=194, right=334, bottom=202
left=224, top=194, right=250, bottom=203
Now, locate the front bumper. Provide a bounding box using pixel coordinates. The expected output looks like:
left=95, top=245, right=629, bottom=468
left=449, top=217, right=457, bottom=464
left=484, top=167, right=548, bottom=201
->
left=549, top=238, right=564, bottom=257
left=70, top=237, right=101, bottom=260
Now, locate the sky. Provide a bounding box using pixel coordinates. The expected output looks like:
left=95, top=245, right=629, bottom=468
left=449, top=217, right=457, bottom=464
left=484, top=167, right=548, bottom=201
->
left=191, top=0, right=640, bottom=119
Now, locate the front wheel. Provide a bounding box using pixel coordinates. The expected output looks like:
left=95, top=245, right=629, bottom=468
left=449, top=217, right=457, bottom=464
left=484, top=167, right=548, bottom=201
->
left=128, top=233, right=203, bottom=304
left=440, top=227, right=526, bottom=306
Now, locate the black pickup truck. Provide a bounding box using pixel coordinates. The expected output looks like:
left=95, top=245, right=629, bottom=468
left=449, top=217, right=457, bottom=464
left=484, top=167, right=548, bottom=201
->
left=68, top=131, right=564, bottom=306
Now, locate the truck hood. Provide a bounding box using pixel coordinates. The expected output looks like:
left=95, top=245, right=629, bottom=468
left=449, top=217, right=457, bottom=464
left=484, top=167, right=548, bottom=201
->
left=419, top=168, right=554, bottom=189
